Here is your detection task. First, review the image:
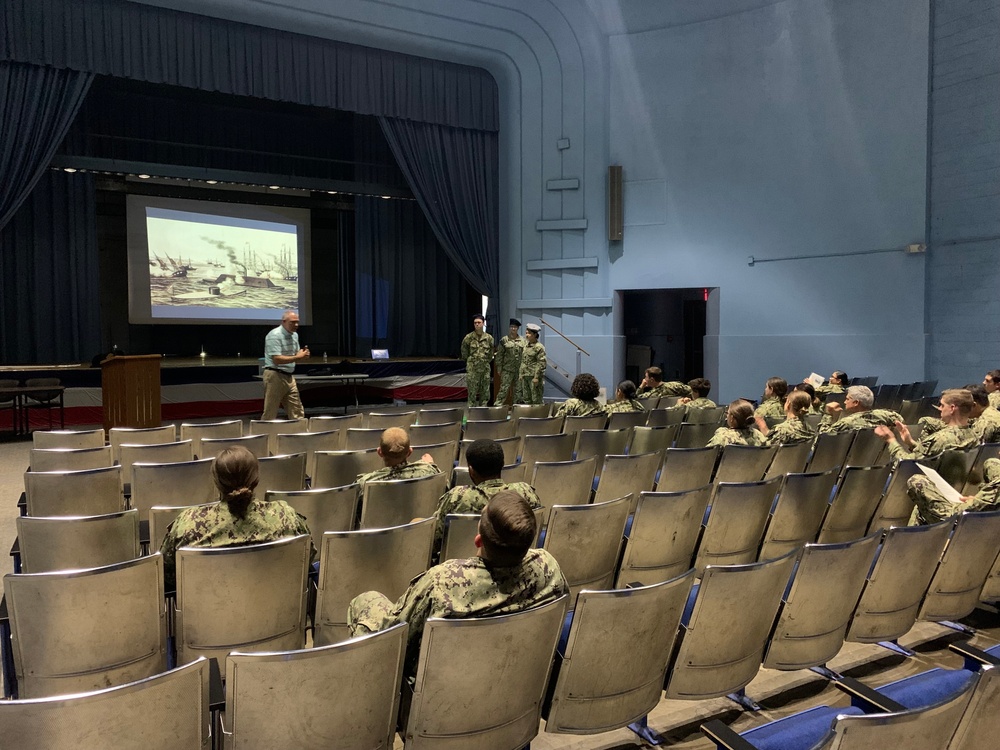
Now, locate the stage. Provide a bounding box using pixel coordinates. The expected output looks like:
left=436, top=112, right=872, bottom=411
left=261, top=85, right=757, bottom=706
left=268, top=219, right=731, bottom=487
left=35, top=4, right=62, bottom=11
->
left=0, top=356, right=466, bottom=431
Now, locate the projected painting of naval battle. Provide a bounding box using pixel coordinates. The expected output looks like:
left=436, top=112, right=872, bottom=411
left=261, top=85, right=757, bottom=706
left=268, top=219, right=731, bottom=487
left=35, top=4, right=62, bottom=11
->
left=146, top=210, right=301, bottom=314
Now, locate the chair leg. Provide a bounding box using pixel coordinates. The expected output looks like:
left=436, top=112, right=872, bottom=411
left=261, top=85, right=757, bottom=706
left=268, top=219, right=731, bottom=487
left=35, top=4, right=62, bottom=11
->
left=628, top=715, right=666, bottom=745
left=937, top=620, right=975, bottom=636
left=810, top=664, right=844, bottom=681
left=877, top=639, right=916, bottom=657
left=727, top=688, right=762, bottom=711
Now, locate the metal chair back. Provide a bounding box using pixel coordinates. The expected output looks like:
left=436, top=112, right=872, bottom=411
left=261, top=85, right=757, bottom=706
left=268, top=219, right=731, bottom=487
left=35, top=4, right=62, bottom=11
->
left=109, top=425, right=176, bottom=462
left=868, top=456, right=940, bottom=533
left=458, top=435, right=521, bottom=467
left=32, top=428, right=104, bottom=450
left=360, top=471, right=449, bottom=529
left=763, top=440, right=813, bottom=480
left=606, top=410, right=648, bottom=431
left=24, top=464, right=123, bottom=516
left=531, top=456, right=597, bottom=507
left=312, top=448, right=382, bottom=488
left=645, top=406, right=686, bottom=427
left=683, top=406, right=725, bottom=425
left=179, top=420, right=242, bottom=458
left=16, top=510, right=140, bottom=574
left=520, top=432, right=576, bottom=475
left=343, top=427, right=386, bottom=451
left=149, top=504, right=215, bottom=553
left=515, top=415, right=565, bottom=437
left=574, top=428, right=631, bottom=477
left=309, top=413, right=362, bottom=443
left=249, top=418, right=307, bottom=454
left=119, top=441, right=193, bottom=488
left=695, top=477, right=783, bottom=571
left=593, top=451, right=662, bottom=510
left=198, top=433, right=268, bottom=459
left=463, top=418, right=515, bottom=441
left=758, top=468, right=838, bottom=561
left=805, top=430, right=854, bottom=474
left=628, top=424, right=679, bottom=455
left=817, top=463, right=892, bottom=544
left=366, top=411, right=417, bottom=429
left=656, top=446, right=719, bottom=492
left=415, top=407, right=464, bottom=425
left=130, top=458, right=215, bottom=524
left=673, top=422, right=720, bottom=449
left=714, top=444, right=777, bottom=484
left=266, top=486, right=359, bottom=545
left=274, top=430, right=341, bottom=479
left=562, top=413, right=607, bottom=433
left=466, top=405, right=508, bottom=421
left=844, top=428, right=887, bottom=468
left=29, top=445, right=113, bottom=473
left=256, top=452, right=307, bottom=494
left=408, top=421, right=462, bottom=447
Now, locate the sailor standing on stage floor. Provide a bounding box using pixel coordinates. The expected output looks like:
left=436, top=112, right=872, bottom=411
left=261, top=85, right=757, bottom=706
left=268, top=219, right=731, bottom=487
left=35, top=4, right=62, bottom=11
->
left=261, top=310, right=309, bottom=420
left=493, top=318, right=525, bottom=406
left=518, top=323, right=547, bottom=405
left=461, top=314, right=495, bottom=407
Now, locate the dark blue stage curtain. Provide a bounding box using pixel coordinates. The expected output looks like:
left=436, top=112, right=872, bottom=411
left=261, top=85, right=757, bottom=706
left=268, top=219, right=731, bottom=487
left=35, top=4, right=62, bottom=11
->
left=0, top=0, right=498, bottom=131
left=378, top=116, right=500, bottom=317
left=0, top=170, right=102, bottom=364
left=0, top=60, right=93, bottom=230
left=355, top=196, right=469, bottom=359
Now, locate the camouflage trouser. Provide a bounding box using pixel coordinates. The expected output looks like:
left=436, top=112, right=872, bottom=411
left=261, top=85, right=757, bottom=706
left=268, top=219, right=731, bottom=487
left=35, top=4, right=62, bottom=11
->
left=347, top=590, right=394, bottom=638
left=518, top=376, right=544, bottom=405
left=466, top=364, right=491, bottom=407
left=907, top=457, right=1000, bottom=525
left=494, top=367, right=520, bottom=406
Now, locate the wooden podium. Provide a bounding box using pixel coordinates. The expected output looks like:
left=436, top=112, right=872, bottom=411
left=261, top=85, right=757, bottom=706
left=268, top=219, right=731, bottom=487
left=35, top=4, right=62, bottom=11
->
left=101, top=354, right=162, bottom=431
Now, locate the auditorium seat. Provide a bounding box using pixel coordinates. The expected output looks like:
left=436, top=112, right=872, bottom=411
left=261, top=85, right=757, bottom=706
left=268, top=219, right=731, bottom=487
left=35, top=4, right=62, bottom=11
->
left=399, top=595, right=568, bottom=749
left=845, top=520, right=953, bottom=646
left=574, top=427, right=630, bottom=478
left=656, top=446, right=719, bottom=493
left=343, top=426, right=386, bottom=451
left=451, top=462, right=526, bottom=488
left=29, top=445, right=113, bottom=473
left=174, top=535, right=310, bottom=664
left=562, top=413, right=607, bottom=433
left=684, top=405, right=726, bottom=425
left=673, top=422, right=720, bottom=449
left=221, top=624, right=407, bottom=750
left=868, top=457, right=937, bottom=533
left=198, top=433, right=268, bottom=459
left=313, top=518, right=435, bottom=646
left=31, top=428, right=105, bottom=450
left=410, top=440, right=458, bottom=481
left=23, top=464, right=123, bottom=516
left=462, top=418, right=515, bottom=441
left=458, top=435, right=521, bottom=467
left=118, top=441, right=194, bottom=493
left=758, top=468, right=839, bottom=561
left=510, top=403, right=552, bottom=425
left=645, top=406, right=686, bottom=428
left=149, top=503, right=214, bottom=553
left=519, top=433, right=576, bottom=475
left=515, top=415, right=565, bottom=437
left=4, top=553, right=166, bottom=698
left=441, top=507, right=546, bottom=562
left=415, top=406, right=463, bottom=425
left=593, top=451, right=661, bottom=509
left=0, top=657, right=210, bottom=750
left=179, top=419, right=242, bottom=458
left=542, top=495, right=630, bottom=606
left=407, top=420, right=462, bottom=447
left=962, top=442, right=1000, bottom=496
left=249, top=417, right=307, bottom=454
left=266, top=486, right=358, bottom=545
left=311, top=448, right=382, bottom=488
left=256, top=452, right=307, bottom=494
left=273, top=429, right=341, bottom=479
left=664, top=551, right=796, bottom=703
left=761, top=534, right=880, bottom=672
left=130, top=458, right=215, bottom=524
left=842, top=427, right=887, bottom=470
left=528, top=456, right=596, bottom=507
left=543, top=570, right=695, bottom=735
left=817, top=463, right=892, bottom=544
left=695, top=477, right=782, bottom=571
left=308, top=412, right=362, bottom=441
left=466, top=405, right=508, bottom=421
left=616, top=487, right=711, bottom=588
left=937, top=445, right=981, bottom=491
left=359, top=471, right=449, bottom=529
left=109, top=425, right=176, bottom=462
left=605, top=410, right=649, bottom=432
left=628, top=424, right=679, bottom=455
left=365, top=410, right=417, bottom=429
left=762, top=440, right=812, bottom=480
left=804, top=431, right=853, bottom=475
left=714, top=444, right=777, bottom=484
left=15, top=509, right=140, bottom=573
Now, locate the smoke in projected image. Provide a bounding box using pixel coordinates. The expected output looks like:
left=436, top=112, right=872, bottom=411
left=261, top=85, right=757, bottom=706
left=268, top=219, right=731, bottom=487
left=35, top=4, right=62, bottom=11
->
left=127, top=196, right=312, bottom=325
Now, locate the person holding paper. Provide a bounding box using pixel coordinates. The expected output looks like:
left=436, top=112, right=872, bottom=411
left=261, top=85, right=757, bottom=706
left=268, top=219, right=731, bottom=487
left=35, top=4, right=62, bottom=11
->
left=874, top=388, right=977, bottom=460
left=906, top=460, right=1000, bottom=525
left=811, top=371, right=847, bottom=398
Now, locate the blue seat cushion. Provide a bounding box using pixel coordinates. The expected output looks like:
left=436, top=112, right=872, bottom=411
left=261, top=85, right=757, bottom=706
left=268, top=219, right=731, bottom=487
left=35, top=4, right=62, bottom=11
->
left=557, top=609, right=575, bottom=655
left=741, top=705, right=863, bottom=750
left=877, top=668, right=975, bottom=711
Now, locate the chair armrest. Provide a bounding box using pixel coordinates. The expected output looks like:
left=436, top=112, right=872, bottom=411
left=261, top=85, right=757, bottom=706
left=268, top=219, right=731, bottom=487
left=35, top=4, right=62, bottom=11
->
left=701, top=719, right=759, bottom=750
left=949, top=641, right=1000, bottom=670
left=833, top=675, right=905, bottom=713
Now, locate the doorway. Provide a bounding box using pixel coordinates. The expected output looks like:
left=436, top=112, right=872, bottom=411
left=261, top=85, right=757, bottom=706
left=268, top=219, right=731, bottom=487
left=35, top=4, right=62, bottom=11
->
left=622, top=289, right=709, bottom=386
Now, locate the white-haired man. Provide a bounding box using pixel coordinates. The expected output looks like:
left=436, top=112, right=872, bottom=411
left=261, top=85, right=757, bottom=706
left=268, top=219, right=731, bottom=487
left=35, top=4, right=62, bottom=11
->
left=262, top=310, right=309, bottom=419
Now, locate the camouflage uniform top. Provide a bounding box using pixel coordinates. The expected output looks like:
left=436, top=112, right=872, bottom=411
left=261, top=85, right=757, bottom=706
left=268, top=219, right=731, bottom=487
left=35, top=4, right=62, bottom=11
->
left=432, top=478, right=543, bottom=546
left=964, top=458, right=1000, bottom=512
left=356, top=460, right=441, bottom=490
left=554, top=398, right=603, bottom=418
left=990, top=392, right=1000, bottom=411
left=494, top=335, right=524, bottom=372
left=601, top=398, right=645, bottom=414
left=685, top=397, right=717, bottom=409
left=352, top=548, right=567, bottom=677
left=159, top=498, right=312, bottom=591
left=814, top=384, right=845, bottom=397
left=764, top=416, right=816, bottom=446
left=460, top=331, right=494, bottom=367
left=519, top=341, right=546, bottom=379
left=921, top=408, right=1000, bottom=443
left=707, top=426, right=767, bottom=447
left=637, top=381, right=692, bottom=400
left=888, top=423, right=978, bottom=461
left=818, top=409, right=904, bottom=434
left=754, top=397, right=785, bottom=420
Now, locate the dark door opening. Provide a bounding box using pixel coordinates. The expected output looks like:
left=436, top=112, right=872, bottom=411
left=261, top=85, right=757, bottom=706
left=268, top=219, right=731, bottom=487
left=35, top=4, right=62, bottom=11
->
left=622, top=289, right=708, bottom=386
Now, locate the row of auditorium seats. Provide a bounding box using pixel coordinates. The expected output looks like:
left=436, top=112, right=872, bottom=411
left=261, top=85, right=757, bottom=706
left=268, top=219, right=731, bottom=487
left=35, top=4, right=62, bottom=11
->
left=3, top=503, right=999, bottom=747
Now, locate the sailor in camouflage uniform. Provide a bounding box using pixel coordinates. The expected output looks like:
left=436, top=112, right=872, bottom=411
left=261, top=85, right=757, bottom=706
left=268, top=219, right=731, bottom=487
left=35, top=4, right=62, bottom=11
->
left=159, top=446, right=312, bottom=591
left=431, top=440, right=543, bottom=547
left=755, top=391, right=816, bottom=445
left=754, top=377, right=788, bottom=420
left=679, top=378, right=717, bottom=409
left=919, top=385, right=1000, bottom=444
left=875, top=389, right=978, bottom=460
left=517, top=323, right=547, bottom=405
left=555, top=372, right=604, bottom=418
left=818, top=385, right=903, bottom=434
left=813, top=371, right=848, bottom=398
left=984, top=371, right=1000, bottom=410
left=493, top=318, right=525, bottom=406
left=602, top=380, right=644, bottom=414
left=707, top=399, right=767, bottom=447
left=907, top=458, right=1000, bottom=525
left=355, top=427, right=440, bottom=492
left=461, top=314, right=494, bottom=407
left=348, top=491, right=567, bottom=679
left=637, top=367, right=692, bottom=401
